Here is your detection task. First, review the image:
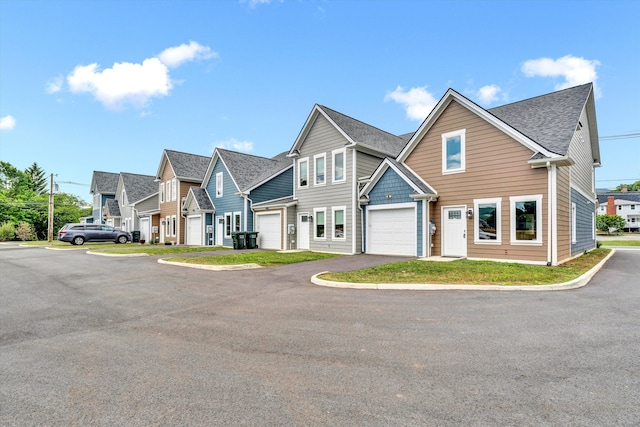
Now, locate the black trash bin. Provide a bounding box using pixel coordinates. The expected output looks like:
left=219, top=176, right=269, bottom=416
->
left=231, top=232, right=239, bottom=249
left=235, top=232, right=247, bottom=249
left=131, top=230, right=140, bottom=243
left=246, top=232, right=259, bottom=249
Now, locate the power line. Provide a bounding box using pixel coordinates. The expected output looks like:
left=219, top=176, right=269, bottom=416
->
left=599, top=132, right=640, bottom=140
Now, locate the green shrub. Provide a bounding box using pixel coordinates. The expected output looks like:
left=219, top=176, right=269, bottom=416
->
left=15, top=222, right=36, bottom=241
left=0, top=222, right=16, bottom=241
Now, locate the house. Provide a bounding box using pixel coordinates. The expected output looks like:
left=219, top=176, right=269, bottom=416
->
left=155, top=149, right=210, bottom=244
left=116, top=173, right=159, bottom=241
left=183, top=148, right=292, bottom=248
left=89, top=171, right=119, bottom=224
left=597, top=191, right=640, bottom=232
left=286, top=104, right=410, bottom=254
left=360, top=83, right=600, bottom=265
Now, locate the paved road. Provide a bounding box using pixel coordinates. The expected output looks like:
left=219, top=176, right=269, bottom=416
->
left=1, top=245, right=639, bottom=426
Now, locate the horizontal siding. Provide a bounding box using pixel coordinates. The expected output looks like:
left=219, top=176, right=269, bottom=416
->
left=557, top=166, right=571, bottom=261
left=571, top=187, right=597, bottom=256
left=356, top=151, right=384, bottom=179
left=569, top=109, right=596, bottom=198
left=406, top=100, right=549, bottom=263
left=251, top=168, right=293, bottom=204
left=205, top=159, right=247, bottom=246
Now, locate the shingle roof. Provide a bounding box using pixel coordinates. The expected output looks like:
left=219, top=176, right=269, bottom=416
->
left=120, top=172, right=158, bottom=204
left=91, top=171, right=119, bottom=194
left=190, top=187, right=214, bottom=211
left=105, top=199, right=121, bottom=217
left=319, top=105, right=408, bottom=157
left=597, top=192, right=640, bottom=204
left=387, top=159, right=437, bottom=194
left=217, top=149, right=291, bottom=191
left=165, top=150, right=210, bottom=181
left=488, top=83, right=592, bottom=156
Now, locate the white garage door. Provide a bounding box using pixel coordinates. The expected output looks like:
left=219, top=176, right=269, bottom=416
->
left=256, top=213, right=281, bottom=250
left=186, top=215, right=202, bottom=246
left=139, top=217, right=150, bottom=242
left=367, top=207, right=416, bottom=256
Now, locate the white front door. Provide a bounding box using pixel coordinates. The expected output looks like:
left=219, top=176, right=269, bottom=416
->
left=298, top=213, right=310, bottom=250
left=159, top=221, right=165, bottom=243
left=216, top=216, right=224, bottom=246
left=443, top=206, right=466, bottom=257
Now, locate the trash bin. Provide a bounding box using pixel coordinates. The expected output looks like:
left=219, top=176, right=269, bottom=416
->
left=132, top=230, right=140, bottom=243
left=231, top=232, right=239, bottom=249
left=236, top=232, right=247, bottom=249
left=246, top=232, right=259, bottom=249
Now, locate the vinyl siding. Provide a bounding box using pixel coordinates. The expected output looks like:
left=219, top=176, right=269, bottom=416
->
left=205, top=158, right=246, bottom=247
left=251, top=167, right=293, bottom=204
left=136, top=195, right=159, bottom=215
left=557, top=166, right=571, bottom=262
left=570, top=187, right=597, bottom=256
left=356, top=151, right=384, bottom=179
left=568, top=109, right=596, bottom=198
left=405, top=99, right=550, bottom=263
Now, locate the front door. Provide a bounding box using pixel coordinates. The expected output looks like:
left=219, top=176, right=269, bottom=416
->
left=298, top=214, right=310, bottom=250
left=443, top=206, right=466, bottom=257
left=159, top=221, right=165, bottom=243
left=216, top=216, right=224, bottom=246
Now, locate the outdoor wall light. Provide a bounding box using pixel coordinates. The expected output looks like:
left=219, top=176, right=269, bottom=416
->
left=467, top=208, right=473, bottom=219
left=308, top=215, right=313, bottom=222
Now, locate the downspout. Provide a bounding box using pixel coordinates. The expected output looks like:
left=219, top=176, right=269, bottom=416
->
left=351, top=148, right=358, bottom=254
left=546, top=161, right=553, bottom=266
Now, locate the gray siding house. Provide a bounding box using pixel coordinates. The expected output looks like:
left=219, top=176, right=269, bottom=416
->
left=89, top=171, right=119, bottom=224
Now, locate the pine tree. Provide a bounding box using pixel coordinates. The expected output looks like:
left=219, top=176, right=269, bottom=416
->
left=24, top=162, right=47, bottom=194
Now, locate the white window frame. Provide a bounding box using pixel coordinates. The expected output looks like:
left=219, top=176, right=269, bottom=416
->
left=313, top=207, right=326, bottom=240
left=216, top=172, right=223, bottom=198
left=165, top=181, right=171, bottom=203
left=510, top=195, right=543, bottom=245
left=332, top=206, right=346, bottom=240
left=298, top=157, right=309, bottom=188
left=314, top=153, right=326, bottom=186
left=224, top=213, right=232, bottom=238
left=159, top=182, right=164, bottom=203
left=473, top=197, right=501, bottom=244
left=165, top=216, right=170, bottom=237
left=572, top=203, right=577, bottom=244
left=442, top=129, right=466, bottom=174
left=233, top=211, right=241, bottom=232
left=171, top=215, right=177, bottom=237
left=332, top=148, right=346, bottom=184
left=171, top=178, right=177, bottom=201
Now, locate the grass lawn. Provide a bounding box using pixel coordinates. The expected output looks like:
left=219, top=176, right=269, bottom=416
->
left=598, top=240, right=640, bottom=247
left=165, top=251, right=342, bottom=267
left=319, top=249, right=611, bottom=286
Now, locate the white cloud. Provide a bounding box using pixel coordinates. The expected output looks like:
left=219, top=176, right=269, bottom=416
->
left=215, top=138, right=254, bottom=152
left=46, top=76, right=63, bottom=94
left=242, top=0, right=275, bottom=8
left=385, top=85, right=438, bottom=121
left=158, top=41, right=218, bottom=68
left=0, top=115, right=16, bottom=131
left=67, top=58, right=172, bottom=109
left=522, top=55, right=601, bottom=97
left=476, top=84, right=502, bottom=105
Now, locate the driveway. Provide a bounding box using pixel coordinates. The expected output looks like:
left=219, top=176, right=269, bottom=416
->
left=1, top=245, right=638, bottom=426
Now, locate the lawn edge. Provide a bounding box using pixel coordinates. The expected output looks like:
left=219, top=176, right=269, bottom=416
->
left=157, top=258, right=262, bottom=270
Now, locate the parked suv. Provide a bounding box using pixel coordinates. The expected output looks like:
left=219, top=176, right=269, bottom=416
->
left=58, top=223, right=132, bottom=245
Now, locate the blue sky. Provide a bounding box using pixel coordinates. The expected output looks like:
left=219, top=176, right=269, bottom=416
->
left=1, top=0, right=638, bottom=202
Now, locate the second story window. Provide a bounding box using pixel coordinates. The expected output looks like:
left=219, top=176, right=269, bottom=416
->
left=160, top=182, right=165, bottom=203
left=171, top=178, right=177, bottom=201
left=165, top=181, right=171, bottom=202
left=216, top=172, right=223, bottom=198
left=442, top=129, right=466, bottom=174
left=298, top=158, right=309, bottom=188
left=314, top=153, right=326, bottom=186
left=333, top=149, right=345, bottom=183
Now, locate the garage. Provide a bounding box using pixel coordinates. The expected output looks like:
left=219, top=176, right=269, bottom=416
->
left=139, top=217, right=150, bottom=242
left=367, top=206, right=416, bottom=256
left=256, top=212, right=282, bottom=250
left=186, top=215, right=202, bottom=246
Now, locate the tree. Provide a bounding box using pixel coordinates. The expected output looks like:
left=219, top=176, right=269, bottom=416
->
left=596, top=214, right=626, bottom=234
left=613, top=180, right=640, bottom=192
left=24, top=162, right=47, bottom=194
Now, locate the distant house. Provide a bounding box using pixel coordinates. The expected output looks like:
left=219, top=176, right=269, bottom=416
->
left=89, top=171, right=119, bottom=224
left=597, top=191, right=640, bottom=232
left=361, top=83, right=600, bottom=265
left=154, top=149, right=210, bottom=244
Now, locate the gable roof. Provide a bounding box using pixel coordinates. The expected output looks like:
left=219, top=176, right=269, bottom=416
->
left=120, top=172, right=158, bottom=204
left=360, top=157, right=437, bottom=199
left=488, top=83, right=594, bottom=156
left=156, top=149, right=210, bottom=182
left=90, top=171, right=119, bottom=195
left=185, top=187, right=214, bottom=212
left=104, top=198, right=121, bottom=217
left=289, top=104, right=408, bottom=158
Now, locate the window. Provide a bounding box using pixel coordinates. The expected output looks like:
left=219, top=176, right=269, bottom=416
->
left=510, top=195, right=543, bottom=244
left=332, top=207, right=346, bottom=240
left=171, top=215, right=176, bottom=237
left=632, top=205, right=636, bottom=210
left=474, top=198, right=501, bottom=243
left=233, top=212, right=241, bottom=232
left=171, top=178, right=177, bottom=201
left=298, top=158, right=309, bottom=188
left=442, top=129, right=466, bottom=174
left=160, top=183, right=165, bottom=203
left=618, top=205, right=622, bottom=211
left=216, top=172, right=223, bottom=197
left=314, top=208, right=326, bottom=239
left=165, top=181, right=171, bottom=203
left=314, top=153, right=326, bottom=185
left=224, top=213, right=232, bottom=238
left=165, top=216, right=170, bottom=237
left=572, top=203, right=577, bottom=244
left=332, top=149, right=345, bottom=183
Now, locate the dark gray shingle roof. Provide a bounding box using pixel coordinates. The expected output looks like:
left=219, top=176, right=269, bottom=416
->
left=120, top=172, right=158, bottom=204
left=105, top=199, right=120, bottom=216
left=319, top=105, right=408, bottom=157
left=190, top=187, right=214, bottom=211
left=165, top=150, right=210, bottom=181
left=597, top=192, right=640, bottom=204
left=387, top=158, right=436, bottom=194
left=217, top=149, right=291, bottom=191
left=91, top=171, right=119, bottom=194
left=488, top=83, right=592, bottom=156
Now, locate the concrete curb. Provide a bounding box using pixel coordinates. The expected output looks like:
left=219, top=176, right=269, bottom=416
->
left=311, top=249, right=616, bottom=291
left=87, top=251, right=149, bottom=257
left=157, top=258, right=262, bottom=271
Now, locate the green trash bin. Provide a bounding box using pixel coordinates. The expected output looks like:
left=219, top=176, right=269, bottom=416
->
left=131, top=230, right=140, bottom=243
left=231, top=232, right=239, bottom=250
left=246, top=232, right=259, bottom=249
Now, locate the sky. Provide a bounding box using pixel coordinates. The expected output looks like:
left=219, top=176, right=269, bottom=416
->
left=1, top=0, right=639, bottom=203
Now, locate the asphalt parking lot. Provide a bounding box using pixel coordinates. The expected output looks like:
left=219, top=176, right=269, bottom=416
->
left=1, top=244, right=639, bottom=426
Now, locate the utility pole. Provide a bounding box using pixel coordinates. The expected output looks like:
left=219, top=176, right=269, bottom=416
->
left=48, top=173, right=54, bottom=242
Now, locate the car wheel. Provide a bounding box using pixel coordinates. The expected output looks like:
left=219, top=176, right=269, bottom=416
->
left=73, top=236, right=85, bottom=245
left=117, top=235, right=128, bottom=244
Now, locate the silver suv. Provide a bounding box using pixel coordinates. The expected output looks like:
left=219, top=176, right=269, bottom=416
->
left=58, top=223, right=132, bottom=245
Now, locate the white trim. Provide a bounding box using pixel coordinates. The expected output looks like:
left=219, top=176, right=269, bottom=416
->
left=441, top=205, right=467, bottom=258
left=313, top=207, right=326, bottom=240
left=570, top=184, right=597, bottom=203
left=255, top=211, right=283, bottom=250
left=331, top=206, right=346, bottom=240
left=442, top=129, right=466, bottom=174
left=233, top=211, right=241, bottom=232
left=314, top=153, right=326, bottom=186
left=510, top=195, right=543, bottom=246
left=352, top=149, right=357, bottom=253
left=297, top=157, right=309, bottom=188
left=572, top=202, right=577, bottom=244
left=171, top=215, right=177, bottom=237
left=332, top=148, right=346, bottom=184
left=473, top=197, right=502, bottom=244
left=165, top=216, right=170, bottom=237
left=216, top=172, right=223, bottom=198
left=423, top=199, right=429, bottom=258
left=366, top=203, right=417, bottom=257
left=551, top=165, right=557, bottom=265
left=171, top=178, right=177, bottom=201
left=165, top=181, right=171, bottom=203
left=224, top=212, right=232, bottom=238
